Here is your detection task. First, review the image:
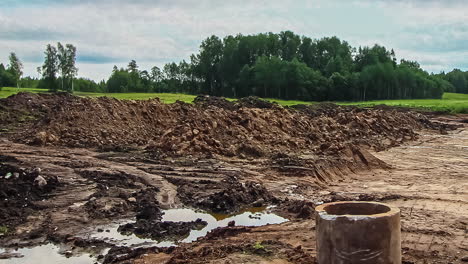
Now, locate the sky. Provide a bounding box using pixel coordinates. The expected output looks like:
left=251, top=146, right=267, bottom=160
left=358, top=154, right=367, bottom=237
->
left=0, top=0, right=467, bottom=81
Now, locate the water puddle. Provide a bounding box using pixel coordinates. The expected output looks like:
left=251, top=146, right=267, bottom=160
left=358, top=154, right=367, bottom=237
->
left=164, top=206, right=287, bottom=244
left=0, top=244, right=95, bottom=264
left=90, top=206, right=287, bottom=247
left=0, top=207, right=287, bottom=263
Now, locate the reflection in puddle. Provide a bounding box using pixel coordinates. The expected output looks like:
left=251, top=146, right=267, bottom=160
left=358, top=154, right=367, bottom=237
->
left=163, top=207, right=287, bottom=244
left=91, top=206, right=287, bottom=247
left=0, top=207, right=287, bottom=263
left=0, top=244, right=95, bottom=264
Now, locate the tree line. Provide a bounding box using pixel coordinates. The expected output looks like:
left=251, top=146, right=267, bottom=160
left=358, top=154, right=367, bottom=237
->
left=1, top=31, right=468, bottom=101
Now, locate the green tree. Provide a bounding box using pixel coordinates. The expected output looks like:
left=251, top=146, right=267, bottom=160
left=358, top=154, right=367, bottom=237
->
left=0, top=63, right=15, bottom=87
left=329, top=72, right=348, bottom=100
left=95, top=31, right=455, bottom=100
left=56, top=43, right=77, bottom=92
left=279, top=31, right=301, bottom=61
left=65, top=44, right=78, bottom=92
left=7, top=52, right=23, bottom=88
left=150, top=66, right=163, bottom=92
left=106, top=68, right=130, bottom=93
left=192, top=35, right=223, bottom=95
left=57, top=42, right=67, bottom=91
left=128, top=60, right=139, bottom=73
left=151, top=66, right=162, bottom=82
left=445, top=69, right=468, bottom=94
left=41, top=44, right=59, bottom=91
left=163, top=62, right=180, bottom=92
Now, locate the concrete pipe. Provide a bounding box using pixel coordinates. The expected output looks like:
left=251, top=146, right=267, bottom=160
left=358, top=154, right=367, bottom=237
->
left=315, top=201, right=401, bottom=264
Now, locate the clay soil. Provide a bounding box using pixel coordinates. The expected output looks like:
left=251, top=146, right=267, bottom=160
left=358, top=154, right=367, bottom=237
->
left=0, top=93, right=466, bottom=264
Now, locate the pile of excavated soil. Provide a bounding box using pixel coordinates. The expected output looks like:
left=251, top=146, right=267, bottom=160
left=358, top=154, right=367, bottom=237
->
left=169, top=176, right=276, bottom=213
left=1, top=93, right=456, bottom=158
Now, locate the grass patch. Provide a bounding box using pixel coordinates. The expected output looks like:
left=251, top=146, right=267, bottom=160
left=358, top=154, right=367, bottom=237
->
left=341, top=93, right=468, bottom=113
left=0, top=87, right=196, bottom=104
left=253, top=241, right=265, bottom=250
left=76, top=92, right=196, bottom=104
left=266, top=93, right=468, bottom=113
left=0, top=225, right=8, bottom=236
left=1, top=87, right=467, bottom=113
left=0, top=87, right=49, bottom=98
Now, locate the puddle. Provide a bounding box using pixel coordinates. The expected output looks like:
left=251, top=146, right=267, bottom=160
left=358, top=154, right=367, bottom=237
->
left=163, top=207, right=287, bottom=244
left=0, top=244, right=95, bottom=264
left=90, top=206, right=287, bottom=247
left=0, top=207, right=287, bottom=263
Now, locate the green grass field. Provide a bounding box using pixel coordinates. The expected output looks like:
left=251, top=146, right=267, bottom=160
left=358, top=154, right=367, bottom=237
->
left=341, top=93, right=468, bottom=113
left=1, top=87, right=467, bottom=113
left=0, top=87, right=196, bottom=104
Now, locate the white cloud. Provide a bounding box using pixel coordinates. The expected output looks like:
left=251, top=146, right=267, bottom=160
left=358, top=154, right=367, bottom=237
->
left=0, top=0, right=467, bottom=80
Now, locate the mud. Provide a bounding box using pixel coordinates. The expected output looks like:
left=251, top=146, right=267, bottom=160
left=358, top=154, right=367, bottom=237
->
left=104, top=237, right=315, bottom=264
left=0, top=162, right=58, bottom=230
left=115, top=188, right=209, bottom=241
left=118, top=219, right=208, bottom=241
left=0, top=93, right=465, bottom=263
left=169, top=176, right=275, bottom=213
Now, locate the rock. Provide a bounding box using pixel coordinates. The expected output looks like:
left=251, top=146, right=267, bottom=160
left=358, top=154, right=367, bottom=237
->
left=127, top=197, right=137, bottom=203
left=252, top=198, right=264, bottom=207
left=0, top=252, right=24, bottom=259
left=34, top=131, right=48, bottom=145
left=227, top=221, right=235, bottom=227
left=34, top=176, right=47, bottom=188
left=461, top=256, right=468, bottom=262
left=34, top=132, right=57, bottom=145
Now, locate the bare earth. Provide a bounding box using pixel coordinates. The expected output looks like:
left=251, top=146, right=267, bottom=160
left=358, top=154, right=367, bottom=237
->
left=0, top=93, right=466, bottom=264
left=136, top=117, right=468, bottom=264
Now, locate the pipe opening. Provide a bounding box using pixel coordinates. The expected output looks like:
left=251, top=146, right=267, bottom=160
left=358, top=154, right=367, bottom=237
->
left=323, top=202, right=391, bottom=216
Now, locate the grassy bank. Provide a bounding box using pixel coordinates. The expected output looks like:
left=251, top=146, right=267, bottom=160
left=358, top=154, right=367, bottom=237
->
left=1, top=87, right=467, bottom=113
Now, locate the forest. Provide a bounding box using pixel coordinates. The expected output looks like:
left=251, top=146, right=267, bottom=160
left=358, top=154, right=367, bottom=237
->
left=1, top=31, right=468, bottom=101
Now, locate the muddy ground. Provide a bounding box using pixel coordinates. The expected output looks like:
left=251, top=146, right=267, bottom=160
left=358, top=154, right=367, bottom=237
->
left=0, top=93, right=466, bottom=263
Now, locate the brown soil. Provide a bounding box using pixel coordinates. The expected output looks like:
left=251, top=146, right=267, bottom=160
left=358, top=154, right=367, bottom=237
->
left=0, top=93, right=466, bottom=263
left=2, top=93, right=457, bottom=156
left=127, top=118, right=468, bottom=264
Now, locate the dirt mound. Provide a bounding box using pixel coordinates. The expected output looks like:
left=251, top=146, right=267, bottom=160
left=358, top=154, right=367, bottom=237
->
left=168, top=176, right=275, bottom=213
left=0, top=92, right=73, bottom=127
left=277, top=199, right=316, bottom=219
left=193, top=95, right=237, bottom=110
left=237, top=96, right=279, bottom=109
left=2, top=93, right=457, bottom=158
left=290, top=102, right=347, bottom=117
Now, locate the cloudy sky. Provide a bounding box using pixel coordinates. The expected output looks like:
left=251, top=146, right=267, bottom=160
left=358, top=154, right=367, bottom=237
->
left=0, top=0, right=467, bottom=81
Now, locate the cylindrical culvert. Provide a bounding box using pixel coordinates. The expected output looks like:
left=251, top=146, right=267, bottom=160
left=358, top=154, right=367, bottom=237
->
left=315, top=201, right=401, bottom=264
